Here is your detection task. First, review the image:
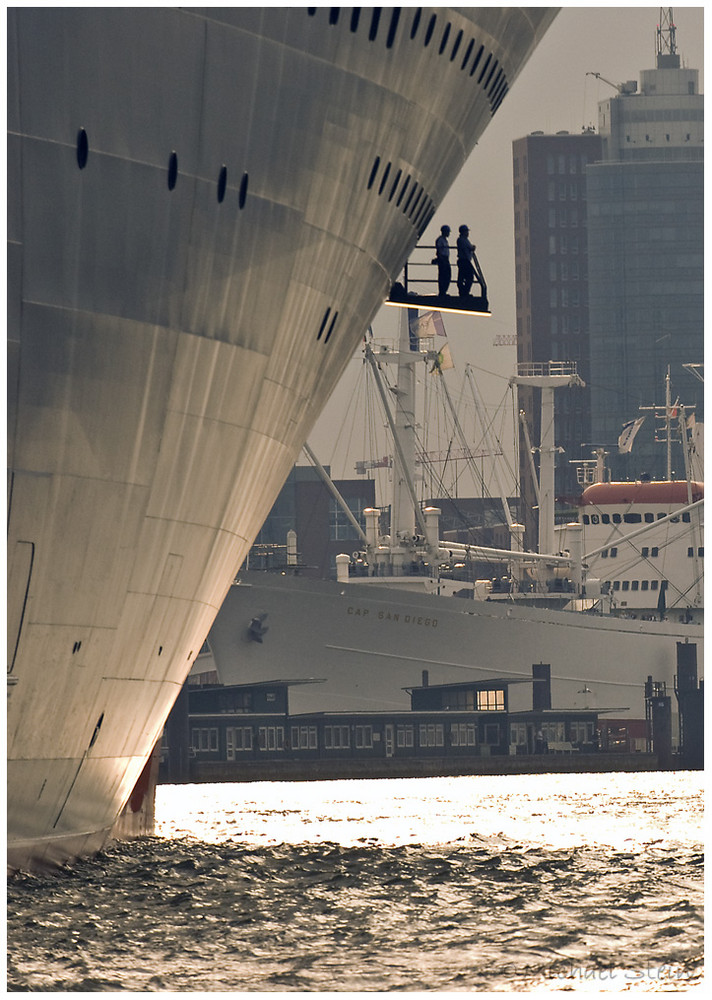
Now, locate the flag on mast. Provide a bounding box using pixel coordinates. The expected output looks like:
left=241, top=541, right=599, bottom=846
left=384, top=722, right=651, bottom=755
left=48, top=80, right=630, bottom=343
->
left=409, top=310, right=446, bottom=339
left=617, top=416, right=645, bottom=453
left=431, top=342, right=454, bottom=372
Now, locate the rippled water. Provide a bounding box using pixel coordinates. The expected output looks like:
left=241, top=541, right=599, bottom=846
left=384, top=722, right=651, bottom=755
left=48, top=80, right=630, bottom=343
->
left=8, top=771, right=704, bottom=992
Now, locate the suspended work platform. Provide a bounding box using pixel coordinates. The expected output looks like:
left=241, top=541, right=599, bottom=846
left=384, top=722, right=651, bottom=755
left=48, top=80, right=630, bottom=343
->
left=385, top=240, right=491, bottom=317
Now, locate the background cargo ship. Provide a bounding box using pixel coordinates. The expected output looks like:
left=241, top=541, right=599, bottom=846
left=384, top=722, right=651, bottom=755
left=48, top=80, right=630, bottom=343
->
left=6, top=7, right=557, bottom=870
left=206, top=317, right=703, bottom=721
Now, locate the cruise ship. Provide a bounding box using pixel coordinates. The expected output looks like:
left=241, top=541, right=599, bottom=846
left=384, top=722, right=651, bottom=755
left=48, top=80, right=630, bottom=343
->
left=7, top=8, right=558, bottom=870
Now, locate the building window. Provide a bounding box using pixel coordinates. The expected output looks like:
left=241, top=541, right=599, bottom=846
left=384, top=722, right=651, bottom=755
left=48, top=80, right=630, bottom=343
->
left=477, top=689, right=505, bottom=711
left=226, top=727, right=253, bottom=759
left=451, top=722, right=477, bottom=747
left=290, top=725, right=318, bottom=750
left=192, top=727, right=218, bottom=753
left=397, top=725, right=414, bottom=748
left=569, top=721, right=593, bottom=743
left=354, top=725, right=373, bottom=749
left=258, top=726, right=285, bottom=751
left=324, top=725, right=350, bottom=749
left=510, top=723, right=527, bottom=746
left=329, top=498, right=366, bottom=541
left=419, top=724, right=444, bottom=747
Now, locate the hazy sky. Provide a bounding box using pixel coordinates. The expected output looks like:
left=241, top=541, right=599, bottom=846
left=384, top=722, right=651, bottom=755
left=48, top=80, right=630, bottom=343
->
left=307, top=5, right=705, bottom=488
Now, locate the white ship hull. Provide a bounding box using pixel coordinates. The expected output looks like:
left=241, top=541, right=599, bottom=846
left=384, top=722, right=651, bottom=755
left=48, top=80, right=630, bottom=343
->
left=7, top=8, right=557, bottom=869
left=208, top=571, right=702, bottom=719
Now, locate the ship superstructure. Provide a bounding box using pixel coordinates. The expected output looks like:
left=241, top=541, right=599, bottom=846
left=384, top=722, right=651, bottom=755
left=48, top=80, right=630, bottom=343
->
left=7, top=8, right=557, bottom=869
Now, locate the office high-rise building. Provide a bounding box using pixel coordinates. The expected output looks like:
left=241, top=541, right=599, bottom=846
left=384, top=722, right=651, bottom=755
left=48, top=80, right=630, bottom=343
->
left=587, top=18, right=704, bottom=480
left=513, top=13, right=703, bottom=550
left=512, top=130, right=603, bottom=542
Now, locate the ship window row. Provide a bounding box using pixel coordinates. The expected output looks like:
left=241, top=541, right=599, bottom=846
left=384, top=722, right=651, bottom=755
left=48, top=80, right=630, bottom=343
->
left=367, top=156, right=435, bottom=233
left=75, top=129, right=249, bottom=206
left=307, top=8, right=507, bottom=110
left=583, top=512, right=690, bottom=525
left=687, top=547, right=704, bottom=558
left=601, top=546, right=664, bottom=558
left=610, top=579, right=666, bottom=592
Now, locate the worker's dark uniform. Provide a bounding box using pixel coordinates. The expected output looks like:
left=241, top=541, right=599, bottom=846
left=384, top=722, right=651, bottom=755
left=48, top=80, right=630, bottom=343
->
left=457, top=231, right=476, bottom=298
left=435, top=234, right=451, bottom=296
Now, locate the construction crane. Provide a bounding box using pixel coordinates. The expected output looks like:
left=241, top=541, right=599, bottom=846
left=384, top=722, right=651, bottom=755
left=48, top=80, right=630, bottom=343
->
left=585, top=71, right=637, bottom=95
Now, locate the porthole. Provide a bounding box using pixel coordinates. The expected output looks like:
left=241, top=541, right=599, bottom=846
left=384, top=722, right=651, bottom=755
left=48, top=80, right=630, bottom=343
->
left=410, top=189, right=424, bottom=220
left=239, top=171, right=248, bottom=209
left=350, top=9, right=361, bottom=32
left=217, top=165, right=227, bottom=203
left=423, top=14, right=436, bottom=46
left=367, top=156, right=381, bottom=190
left=76, top=128, right=89, bottom=169
left=488, top=68, right=504, bottom=98
left=403, top=182, right=418, bottom=215
left=88, top=713, right=104, bottom=749
left=396, top=175, right=410, bottom=207
left=493, top=84, right=509, bottom=113
left=484, top=58, right=498, bottom=90
left=388, top=168, right=402, bottom=202
left=167, top=151, right=178, bottom=190
left=378, top=161, right=391, bottom=195
left=478, top=52, right=493, bottom=85
left=368, top=7, right=381, bottom=41
left=329, top=9, right=339, bottom=25
left=317, top=308, right=331, bottom=341
left=385, top=9, right=400, bottom=48
left=439, top=23, right=451, bottom=55
left=461, top=38, right=474, bottom=71
left=450, top=28, right=463, bottom=61
left=469, top=45, right=484, bottom=77
left=323, top=311, right=338, bottom=344
left=410, top=8, right=421, bottom=38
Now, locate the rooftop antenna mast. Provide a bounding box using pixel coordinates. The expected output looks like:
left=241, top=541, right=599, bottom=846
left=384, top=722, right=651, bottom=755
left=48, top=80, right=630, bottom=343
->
left=657, top=8, right=679, bottom=67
